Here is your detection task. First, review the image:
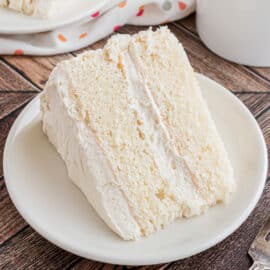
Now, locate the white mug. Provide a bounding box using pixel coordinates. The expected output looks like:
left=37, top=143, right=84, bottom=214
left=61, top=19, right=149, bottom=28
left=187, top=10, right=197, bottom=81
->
left=196, top=0, right=270, bottom=67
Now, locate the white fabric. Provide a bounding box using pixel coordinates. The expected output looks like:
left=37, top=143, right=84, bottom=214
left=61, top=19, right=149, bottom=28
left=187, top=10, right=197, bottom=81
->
left=0, top=0, right=195, bottom=55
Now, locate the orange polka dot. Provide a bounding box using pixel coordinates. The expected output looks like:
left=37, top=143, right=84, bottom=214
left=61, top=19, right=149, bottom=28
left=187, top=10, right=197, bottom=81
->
left=178, top=1, right=186, bottom=10
left=118, top=1, right=127, bottom=8
left=14, top=49, right=24, bottom=55
left=58, top=34, right=67, bottom=42
left=80, top=32, right=88, bottom=38
left=136, top=5, right=144, bottom=16
left=79, top=32, right=88, bottom=39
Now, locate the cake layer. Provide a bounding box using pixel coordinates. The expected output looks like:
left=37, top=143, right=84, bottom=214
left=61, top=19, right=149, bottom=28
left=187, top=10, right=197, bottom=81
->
left=41, top=56, right=142, bottom=240
left=41, top=27, right=235, bottom=240
left=0, top=0, right=55, bottom=17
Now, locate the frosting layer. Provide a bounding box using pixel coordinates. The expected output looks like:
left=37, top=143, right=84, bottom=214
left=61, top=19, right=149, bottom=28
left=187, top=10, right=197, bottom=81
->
left=41, top=27, right=235, bottom=240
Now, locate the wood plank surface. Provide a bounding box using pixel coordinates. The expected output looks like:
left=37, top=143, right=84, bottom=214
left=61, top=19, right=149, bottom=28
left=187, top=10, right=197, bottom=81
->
left=0, top=177, right=27, bottom=245
left=0, top=108, right=27, bottom=177
left=1, top=55, right=72, bottom=89
left=0, top=227, right=79, bottom=270
left=0, top=60, right=37, bottom=91
left=176, top=14, right=197, bottom=34
left=0, top=92, right=37, bottom=120
left=0, top=16, right=269, bottom=270
left=236, top=93, right=270, bottom=118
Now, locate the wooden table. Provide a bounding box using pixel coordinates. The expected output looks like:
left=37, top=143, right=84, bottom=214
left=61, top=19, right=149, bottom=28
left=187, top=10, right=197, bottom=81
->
left=0, top=15, right=269, bottom=270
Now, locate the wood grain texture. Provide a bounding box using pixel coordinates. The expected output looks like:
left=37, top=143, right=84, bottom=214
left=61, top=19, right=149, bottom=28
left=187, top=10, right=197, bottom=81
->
left=71, top=260, right=170, bottom=270
left=236, top=93, right=270, bottom=118
left=0, top=177, right=27, bottom=245
left=0, top=227, right=79, bottom=270
left=252, top=68, right=270, bottom=83
left=1, top=54, right=72, bottom=89
left=0, top=107, right=26, bottom=177
left=69, top=259, right=103, bottom=270
left=176, top=14, right=197, bottom=34
left=0, top=92, right=36, bottom=120
left=0, top=60, right=37, bottom=91
left=135, top=264, right=171, bottom=270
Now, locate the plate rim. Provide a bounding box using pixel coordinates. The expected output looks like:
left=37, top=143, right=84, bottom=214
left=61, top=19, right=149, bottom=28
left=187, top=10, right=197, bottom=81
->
left=3, top=73, right=268, bottom=265
left=0, top=0, right=109, bottom=34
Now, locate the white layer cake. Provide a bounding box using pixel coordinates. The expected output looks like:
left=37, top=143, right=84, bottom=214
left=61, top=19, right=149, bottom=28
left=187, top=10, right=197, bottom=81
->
left=41, top=27, right=236, bottom=240
left=0, top=0, right=64, bottom=17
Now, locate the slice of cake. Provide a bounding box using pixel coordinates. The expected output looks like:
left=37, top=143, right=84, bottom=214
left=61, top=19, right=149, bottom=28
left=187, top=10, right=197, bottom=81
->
left=0, top=0, right=61, bottom=18
left=41, top=27, right=236, bottom=240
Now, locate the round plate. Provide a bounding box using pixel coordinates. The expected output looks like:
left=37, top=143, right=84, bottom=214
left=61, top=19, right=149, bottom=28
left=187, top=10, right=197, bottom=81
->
left=3, top=74, right=268, bottom=265
left=0, top=0, right=108, bottom=34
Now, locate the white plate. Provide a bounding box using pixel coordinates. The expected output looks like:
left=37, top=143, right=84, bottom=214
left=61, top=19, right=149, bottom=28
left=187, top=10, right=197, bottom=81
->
left=0, top=0, right=108, bottom=34
left=3, top=74, right=268, bottom=265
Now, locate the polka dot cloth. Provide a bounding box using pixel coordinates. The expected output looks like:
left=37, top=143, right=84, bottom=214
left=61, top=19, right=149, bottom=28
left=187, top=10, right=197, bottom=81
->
left=1, top=0, right=195, bottom=56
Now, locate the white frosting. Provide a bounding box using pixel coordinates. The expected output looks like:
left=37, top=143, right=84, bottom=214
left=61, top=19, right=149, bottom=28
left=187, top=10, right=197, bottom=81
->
left=41, top=28, right=235, bottom=240
left=0, top=0, right=55, bottom=17
left=41, top=47, right=205, bottom=240
left=41, top=66, right=141, bottom=240
left=0, top=0, right=7, bottom=6
left=123, top=43, right=205, bottom=215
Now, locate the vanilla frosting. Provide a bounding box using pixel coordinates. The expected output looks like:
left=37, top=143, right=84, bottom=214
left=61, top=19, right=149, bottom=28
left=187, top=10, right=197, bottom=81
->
left=0, top=0, right=57, bottom=17
left=41, top=66, right=142, bottom=240
left=122, top=44, right=205, bottom=216
left=41, top=27, right=235, bottom=240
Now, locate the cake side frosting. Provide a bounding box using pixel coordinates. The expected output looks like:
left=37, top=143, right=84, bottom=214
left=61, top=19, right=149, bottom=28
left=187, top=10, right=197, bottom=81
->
left=0, top=0, right=55, bottom=17
left=41, top=27, right=236, bottom=240
left=41, top=60, right=141, bottom=240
